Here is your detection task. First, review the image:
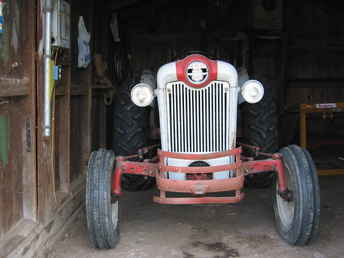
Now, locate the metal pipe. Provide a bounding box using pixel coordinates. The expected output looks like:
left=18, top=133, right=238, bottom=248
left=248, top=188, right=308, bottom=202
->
left=140, top=70, right=156, bottom=88
left=43, top=0, right=53, bottom=137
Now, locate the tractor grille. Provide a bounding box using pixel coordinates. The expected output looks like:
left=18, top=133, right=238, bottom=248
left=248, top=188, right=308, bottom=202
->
left=165, top=81, right=230, bottom=153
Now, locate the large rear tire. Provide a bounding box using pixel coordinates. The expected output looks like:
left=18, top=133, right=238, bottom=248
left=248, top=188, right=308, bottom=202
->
left=86, top=149, right=120, bottom=249
left=273, top=145, right=320, bottom=246
left=113, top=77, right=155, bottom=191
left=244, top=82, right=278, bottom=188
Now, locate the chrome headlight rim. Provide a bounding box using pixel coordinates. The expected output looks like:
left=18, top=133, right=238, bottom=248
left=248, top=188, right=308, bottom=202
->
left=130, top=83, right=154, bottom=107
left=241, top=80, right=264, bottom=104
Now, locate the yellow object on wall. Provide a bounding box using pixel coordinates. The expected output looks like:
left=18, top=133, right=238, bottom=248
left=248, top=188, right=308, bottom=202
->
left=48, top=59, right=56, bottom=100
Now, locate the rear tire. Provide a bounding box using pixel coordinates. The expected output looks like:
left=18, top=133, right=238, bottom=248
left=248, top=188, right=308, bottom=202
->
left=273, top=145, right=320, bottom=246
left=113, top=77, right=155, bottom=191
left=244, top=82, right=278, bottom=188
left=86, top=149, right=120, bottom=249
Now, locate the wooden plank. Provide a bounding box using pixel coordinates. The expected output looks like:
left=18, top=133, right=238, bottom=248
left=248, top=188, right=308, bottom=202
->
left=86, top=87, right=92, bottom=155
left=22, top=0, right=38, bottom=221
left=83, top=0, right=94, bottom=162
left=70, top=87, right=88, bottom=96
left=109, top=0, right=139, bottom=10
left=0, top=77, right=29, bottom=97
left=22, top=117, right=37, bottom=221
left=288, top=79, right=344, bottom=88
left=36, top=0, right=56, bottom=223
left=299, top=106, right=307, bottom=148
left=58, top=52, right=71, bottom=193
left=0, top=115, right=9, bottom=167
left=0, top=219, right=36, bottom=258
left=0, top=116, right=4, bottom=237
left=319, top=169, right=344, bottom=176
left=69, top=0, right=95, bottom=183
left=55, top=87, right=66, bottom=96
left=279, top=32, right=288, bottom=111
left=0, top=0, right=38, bottom=239
left=1, top=100, right=27, bottom=234
left=0, top=181, right=85, bottom=258
left=92, top=84, right=113, bottom=89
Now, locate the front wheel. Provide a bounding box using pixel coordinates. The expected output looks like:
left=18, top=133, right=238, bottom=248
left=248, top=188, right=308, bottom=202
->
left=86, top=149, right=120, bottom=249
left=273, top=145, right=320, bottom=246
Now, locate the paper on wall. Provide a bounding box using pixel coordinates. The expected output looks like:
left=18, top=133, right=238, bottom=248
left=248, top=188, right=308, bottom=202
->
left=78, top=16, right=91, bottom=68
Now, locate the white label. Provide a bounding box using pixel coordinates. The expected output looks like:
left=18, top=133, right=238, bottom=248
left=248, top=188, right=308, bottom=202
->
left=315, top=103, right=337, bottom=109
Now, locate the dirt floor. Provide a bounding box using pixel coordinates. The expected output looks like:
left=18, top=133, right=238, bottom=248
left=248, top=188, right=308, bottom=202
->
left=47, top=176, right=344, bottom=258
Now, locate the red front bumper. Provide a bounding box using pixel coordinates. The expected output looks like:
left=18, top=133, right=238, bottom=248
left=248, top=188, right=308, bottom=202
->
left=112, top=146, right=287, bottom=205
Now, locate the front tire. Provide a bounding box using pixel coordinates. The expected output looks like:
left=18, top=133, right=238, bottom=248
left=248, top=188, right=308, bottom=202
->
left=86, top=149, right=120, bottom=249
left=273, top=145, right=320, bottom=246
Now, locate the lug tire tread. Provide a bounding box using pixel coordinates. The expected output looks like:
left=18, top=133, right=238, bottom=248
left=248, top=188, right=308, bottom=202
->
left=273, top=145, right=320, bottom=246
left=113, top=77, right=155, bottom=191
left=86, top=149, right=120, bottom=249
left=244, top=83, right=278, bottom=188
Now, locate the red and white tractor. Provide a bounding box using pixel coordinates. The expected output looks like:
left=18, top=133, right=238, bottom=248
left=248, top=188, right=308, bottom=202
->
left=85, top=54, right=320, bottom=249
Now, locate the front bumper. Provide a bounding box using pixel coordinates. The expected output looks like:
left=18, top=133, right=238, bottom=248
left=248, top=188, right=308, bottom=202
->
left=112, top=146, right=287, bottom=205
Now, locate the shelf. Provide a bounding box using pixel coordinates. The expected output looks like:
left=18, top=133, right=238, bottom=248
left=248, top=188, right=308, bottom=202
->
left=0, top=76, right=30, bottom=97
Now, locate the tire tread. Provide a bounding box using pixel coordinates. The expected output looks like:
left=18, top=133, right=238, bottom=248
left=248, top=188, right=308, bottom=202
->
left=273, top=145, right=320, bottom=246
left=86, top=149, right=120, bottom=249
left=112, top=78, right=155, bottom=191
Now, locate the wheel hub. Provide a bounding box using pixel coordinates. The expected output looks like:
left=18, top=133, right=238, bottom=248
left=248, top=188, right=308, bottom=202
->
left=276, top=166, right=295, bottom=229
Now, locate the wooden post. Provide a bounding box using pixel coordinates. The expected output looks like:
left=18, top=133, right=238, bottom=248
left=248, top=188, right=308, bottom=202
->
left=299, top=104, right=307, bottom=148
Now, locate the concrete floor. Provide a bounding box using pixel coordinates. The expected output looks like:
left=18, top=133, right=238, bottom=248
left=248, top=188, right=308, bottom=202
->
left=48, top=176, right=344, bottom=258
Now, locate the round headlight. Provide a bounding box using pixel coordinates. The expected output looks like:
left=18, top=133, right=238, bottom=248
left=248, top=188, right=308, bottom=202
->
left=130, top=83, right=154, bottom=107
left=241, top=80, right=264, bottom=104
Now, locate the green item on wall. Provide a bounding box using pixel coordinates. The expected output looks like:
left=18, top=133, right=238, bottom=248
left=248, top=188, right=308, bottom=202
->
left=0, top=115, right=9, bottom=167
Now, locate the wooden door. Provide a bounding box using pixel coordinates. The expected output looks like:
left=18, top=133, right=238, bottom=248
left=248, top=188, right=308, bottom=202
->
left=0, top=0, right=37, bottom=241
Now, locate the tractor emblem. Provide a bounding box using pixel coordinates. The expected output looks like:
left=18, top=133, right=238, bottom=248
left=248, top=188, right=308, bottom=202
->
left=187, top=61, right=208, bottom=84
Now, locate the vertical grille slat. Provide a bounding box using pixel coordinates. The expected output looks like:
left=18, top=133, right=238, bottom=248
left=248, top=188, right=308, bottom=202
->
left=185, top=86, right=191, bottom=152
left=196, top=91, right=200, bottom=152
left=203, top=89, right=208, bottom=152
left=183, top=86, right=185, bottom=150
left=211, top=84, right=215, bottom=151
left=166, top=90, right=171, bottom=151
left=167, top=81, right=230, bottom=153
left=177, top=85, right=181, bottom=152
left=192, top=90, right=196, bottom=152
left=220, top=86, right=224, bottom=151
left=170, top=85, right=175, bottom=151
left=201, top=91, right=207, bottom=151
left=215, top=83, right=218, bottom=152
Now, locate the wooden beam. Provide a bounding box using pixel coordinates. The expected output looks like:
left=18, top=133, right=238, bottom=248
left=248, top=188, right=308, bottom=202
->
left=0, top=181, right=85, bottom=258
left=0, top=77, right=29, bottom=97
left=57, top=57, right=71, bottom=193
left=319, top=169, right=344, bottom=176
left=288, top=79, right=344, bottom=88
left=108, top=0, right=140, bottom=10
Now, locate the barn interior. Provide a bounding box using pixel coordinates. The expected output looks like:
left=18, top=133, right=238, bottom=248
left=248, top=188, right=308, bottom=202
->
left=0, top=0, right=344, bottom=257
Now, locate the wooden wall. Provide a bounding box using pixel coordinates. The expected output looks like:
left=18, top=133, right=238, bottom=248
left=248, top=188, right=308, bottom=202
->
left=285, top=0, right=344, bottom=107
left=0, top=0, right=111, bottom=257
left=280, top=1, right=344, bottom=144
left=0, top=0, right=37, bottom=245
